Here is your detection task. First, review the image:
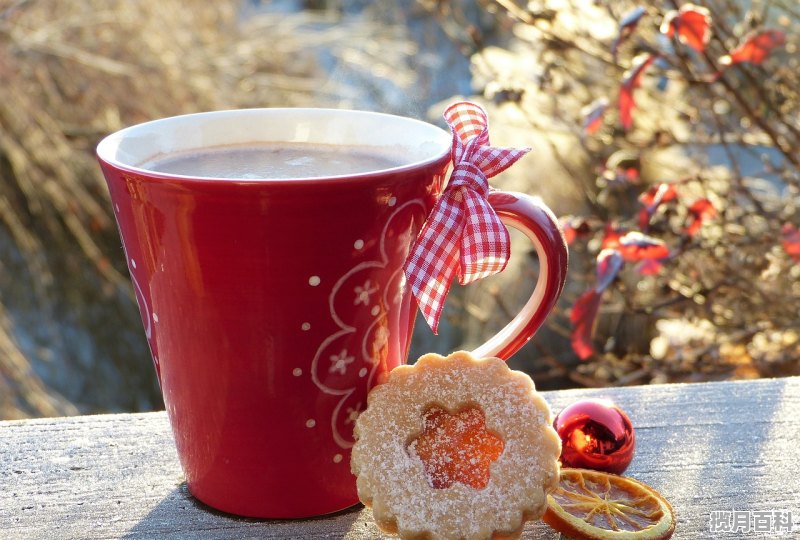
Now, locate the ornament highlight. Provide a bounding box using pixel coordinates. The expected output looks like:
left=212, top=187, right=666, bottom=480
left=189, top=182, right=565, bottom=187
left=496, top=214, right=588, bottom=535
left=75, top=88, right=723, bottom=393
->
left=553, top=398, right=636, bottom=474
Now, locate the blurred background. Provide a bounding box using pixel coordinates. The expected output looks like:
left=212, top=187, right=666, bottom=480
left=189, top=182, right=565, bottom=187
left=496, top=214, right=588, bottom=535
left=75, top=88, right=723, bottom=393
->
left=0, top=0, right=797, bottom=419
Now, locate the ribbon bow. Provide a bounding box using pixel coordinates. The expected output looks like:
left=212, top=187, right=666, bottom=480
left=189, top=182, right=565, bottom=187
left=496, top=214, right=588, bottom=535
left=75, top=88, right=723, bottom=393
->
left=403, top=101, right=530, bottom=334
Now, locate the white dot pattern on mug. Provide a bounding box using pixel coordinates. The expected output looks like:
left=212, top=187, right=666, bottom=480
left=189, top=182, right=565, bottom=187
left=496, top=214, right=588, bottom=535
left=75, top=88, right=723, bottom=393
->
left=306, top=419, right=316, bottom=428
left=358, top=368, right=367, bottom=377
left=354, top=239, right=364, bottom=250
left=309, top=276, right=321, bottom=286
left=293, top=368, right=302, bottom=377
left=301, top=322, right=311, bottom=331
left=388, top=196, right=397, bottom=207
left=333, top=454, right=343, bottom=463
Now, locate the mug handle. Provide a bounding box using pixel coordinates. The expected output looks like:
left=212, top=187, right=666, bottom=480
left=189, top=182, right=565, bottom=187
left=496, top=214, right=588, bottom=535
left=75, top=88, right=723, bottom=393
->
left=470, top=191, right=569, bottom=360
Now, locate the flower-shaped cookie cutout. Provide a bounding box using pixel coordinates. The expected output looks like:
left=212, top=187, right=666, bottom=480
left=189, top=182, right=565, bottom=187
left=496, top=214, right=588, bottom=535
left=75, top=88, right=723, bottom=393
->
left=409, top=405, right=504, bottom=490
left=351, top=351, right=561, bottom=540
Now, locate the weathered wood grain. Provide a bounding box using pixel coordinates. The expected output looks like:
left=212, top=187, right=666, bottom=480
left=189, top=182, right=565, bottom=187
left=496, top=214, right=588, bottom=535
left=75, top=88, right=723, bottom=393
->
left=2, top=377, right=799, bottom=539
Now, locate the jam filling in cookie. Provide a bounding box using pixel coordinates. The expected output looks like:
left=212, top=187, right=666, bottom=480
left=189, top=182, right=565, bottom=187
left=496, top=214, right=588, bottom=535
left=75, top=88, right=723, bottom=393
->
left=408, top=404, right=504, bottom=490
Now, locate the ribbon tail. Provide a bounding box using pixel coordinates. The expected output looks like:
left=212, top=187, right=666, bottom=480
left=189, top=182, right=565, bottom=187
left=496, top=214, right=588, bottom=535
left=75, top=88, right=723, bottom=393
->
left=458, top=192, right=510, bottom=285
left=403, top=197, right=464, bottom=334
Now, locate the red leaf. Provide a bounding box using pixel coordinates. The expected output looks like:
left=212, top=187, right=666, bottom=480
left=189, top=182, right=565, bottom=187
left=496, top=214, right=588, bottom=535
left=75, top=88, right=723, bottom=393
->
left=639, top=183, right=679, bottom=208
left=560, top=215, right=592, bottom=245
left=619, top=53, right=657, bottom=130
left=612, top=6, right=647, bottom=60
left=601, top=223, right=627, bottom=250
left=636, top=258, right=664, bottom=275
left=621, top=167, right=640, bottom=184
left=618, top=231, right=670, bottom=262
left=660, top=4, right=712, bottom=53
left=603, top=150, right=641, bottom=185
left=619, top=89, right=635, bottom=132
left=782, top=224, right=800, bottom=261
left=720, top=30, right=786, bottom=66
left=570, top=249, right=624, bottom=359
left=685, top=198, right=716, bottom=236
left=570, top=289, right=602, bottom=360
left=638, top=183, right=680, bottom=230
left=637, top=209, right=650, bottom=232
left=595, top=249, right=624, bottom=293
left=562, top=225, right=577, bottom=246
left=582, top=98, right=609, bottom=135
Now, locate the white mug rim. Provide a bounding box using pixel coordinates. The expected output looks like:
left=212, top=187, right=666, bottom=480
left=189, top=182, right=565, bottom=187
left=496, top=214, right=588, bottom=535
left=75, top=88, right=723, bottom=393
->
left=96, top=108, right=452, bottom=184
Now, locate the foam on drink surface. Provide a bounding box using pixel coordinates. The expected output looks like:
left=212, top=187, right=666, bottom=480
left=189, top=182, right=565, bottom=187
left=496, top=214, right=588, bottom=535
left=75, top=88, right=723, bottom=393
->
left=139, top=142, right=407, bottom=179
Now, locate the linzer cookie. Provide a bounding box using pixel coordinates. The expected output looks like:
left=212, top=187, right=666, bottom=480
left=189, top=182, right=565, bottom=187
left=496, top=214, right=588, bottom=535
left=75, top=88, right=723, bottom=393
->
left=351, top=351, right=561, bottom=539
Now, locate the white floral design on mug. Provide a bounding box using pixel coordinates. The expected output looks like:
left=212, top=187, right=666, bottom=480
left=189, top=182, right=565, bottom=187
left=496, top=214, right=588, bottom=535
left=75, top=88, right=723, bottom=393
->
left=311, top=199, right=426, bottom=449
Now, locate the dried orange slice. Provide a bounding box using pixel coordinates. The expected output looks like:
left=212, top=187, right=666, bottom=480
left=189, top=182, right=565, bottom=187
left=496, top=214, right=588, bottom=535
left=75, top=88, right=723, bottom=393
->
left=543, top=468, right=675, bottom=540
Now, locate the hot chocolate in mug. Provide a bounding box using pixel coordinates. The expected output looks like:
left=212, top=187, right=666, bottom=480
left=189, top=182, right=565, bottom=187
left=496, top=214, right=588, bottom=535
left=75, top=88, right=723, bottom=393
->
left=96, top=108, right=568, bottom=518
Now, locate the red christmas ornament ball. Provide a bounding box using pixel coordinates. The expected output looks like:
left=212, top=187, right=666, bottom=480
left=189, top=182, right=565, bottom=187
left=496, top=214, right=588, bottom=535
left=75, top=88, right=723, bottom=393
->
left=553, top=398, right=636, bottom=475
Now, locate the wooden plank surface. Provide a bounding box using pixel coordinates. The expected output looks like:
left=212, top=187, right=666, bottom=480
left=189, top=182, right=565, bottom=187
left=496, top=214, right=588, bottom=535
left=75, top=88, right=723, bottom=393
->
left=2, top=377, right=799, bottom=539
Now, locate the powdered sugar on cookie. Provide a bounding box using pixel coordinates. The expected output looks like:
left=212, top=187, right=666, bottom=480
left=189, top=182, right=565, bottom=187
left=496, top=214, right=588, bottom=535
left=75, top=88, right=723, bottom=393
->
left=351, top=351, right=561, bottom=539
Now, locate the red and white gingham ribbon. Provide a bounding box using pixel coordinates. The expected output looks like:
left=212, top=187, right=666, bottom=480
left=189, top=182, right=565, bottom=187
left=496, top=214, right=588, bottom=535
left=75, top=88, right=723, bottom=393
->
left=403, top=101, right=530, bottom=334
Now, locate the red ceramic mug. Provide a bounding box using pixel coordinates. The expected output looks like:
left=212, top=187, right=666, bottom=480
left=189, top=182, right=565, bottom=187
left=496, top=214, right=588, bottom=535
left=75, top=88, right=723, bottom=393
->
left=96, top=108, right=568, bottom=518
